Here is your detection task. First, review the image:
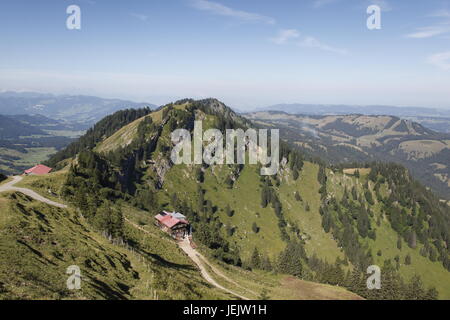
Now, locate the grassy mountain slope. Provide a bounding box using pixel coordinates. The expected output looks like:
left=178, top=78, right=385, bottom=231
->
left=326, top=169, right=450, bottom=298
left=41, top=98, right=449, bottom=300
left=0, top=189, right=233, bottom=300
left=160, top=159, right=450, bottom=298
left=0, top=171, right=362, bottom=300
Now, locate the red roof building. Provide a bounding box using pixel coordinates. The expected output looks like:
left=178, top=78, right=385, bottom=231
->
left=24, top=164, right=53, bottom=175
left=155, top=214, right=189, bottom=229
left=155, top=211, right=190, bottom=239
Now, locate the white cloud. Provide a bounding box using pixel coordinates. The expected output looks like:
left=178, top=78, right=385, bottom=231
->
left=298, top=36, right=348, bottom=55
left=130, top=13, right=149, bottom=21
left=406, top=25, right=450, bottom=38
left=406, top=8, right=450, bottom=39
left=190, top=0, right=275, bottom=24
left=270, top=29, right=348, bottom=55
left=429, top=9, right=450, bottom=18
left=427, top=51, right=450, bottom=70
left=270, top=29, right=300, bottom=44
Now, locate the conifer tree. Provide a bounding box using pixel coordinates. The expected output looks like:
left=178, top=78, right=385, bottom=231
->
left=408, top=231, right=417, bottom=249
left=252, top=222, right=260, bottom=234
left=277, top=241, right=304, bottom=278
left=292, top=169, right=299, bottom=181
left=225, top=204, right=233, bottom=217
left=397, top=236, right=402, bottom=250
left=250, top=247, right=261, bottom=269
left=261, top=255, right=273, bottom=271
left=305, top=202, right=310, bottom=212
left=260, top=187, right=269, bottom=208
left=258, top=288, right=270, bottom=300
left=405, top=254, right=412, bottom=265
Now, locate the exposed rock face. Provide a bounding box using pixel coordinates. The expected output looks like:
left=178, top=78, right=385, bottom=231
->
left=197, top=98, right=247, bottom=126
left=152, top=155, right=172, bottom=189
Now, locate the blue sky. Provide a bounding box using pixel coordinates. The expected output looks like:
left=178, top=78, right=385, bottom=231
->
left=1, top=0, right=450, bottom=109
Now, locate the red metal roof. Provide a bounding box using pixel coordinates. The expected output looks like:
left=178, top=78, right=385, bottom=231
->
left=155, top=213, right=188, bottom=229
left=155, top=214, right=165, bottom=221
left=24, top=164, right=52, bottom=175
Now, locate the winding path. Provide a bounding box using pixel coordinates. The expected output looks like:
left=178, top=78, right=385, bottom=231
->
left=0, top=176, right=67, bottom=209
left=0, top=176, right=249, bottom=299
left=178, top=237, right=250, bottom=300
left=124, top=218, right=251, bottom=300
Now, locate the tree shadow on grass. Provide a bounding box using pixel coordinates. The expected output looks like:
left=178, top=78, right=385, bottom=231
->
left=126, top=238, right=195, bottom=271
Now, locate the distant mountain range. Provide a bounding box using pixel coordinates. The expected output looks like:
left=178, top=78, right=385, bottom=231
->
left=256, top=103, right=450, bottom=118
left=0, top=91, right=156, bottom=128
left=245, top=111, right=450, bottom=199
left=251, top=104, right=450, bottom=133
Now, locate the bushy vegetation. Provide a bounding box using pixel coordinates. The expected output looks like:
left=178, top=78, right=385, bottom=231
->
left=62, top=150, right=125, bottom=240
left=368, top=163, right=450, bottom=271
left=315, top=162, right=449, bottom=299
left=46, top=108, right=152, bottom=168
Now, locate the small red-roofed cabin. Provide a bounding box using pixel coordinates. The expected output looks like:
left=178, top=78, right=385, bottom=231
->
left=24, top=164, right=52, bottom=175
left=155, top=211, right=190, bottom=240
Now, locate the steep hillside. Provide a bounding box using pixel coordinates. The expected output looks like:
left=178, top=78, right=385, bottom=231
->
left=245, top=112, right=450, bottom=199
left=0, top=189, right=234, bottom=300
left=45, top=108, right=153, bottom=169
left=43, top=98, right=449, bottom=300
left=0, top=172, right=361, bottom=300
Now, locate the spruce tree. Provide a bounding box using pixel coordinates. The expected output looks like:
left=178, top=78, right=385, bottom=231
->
left=305, top=202, right=310, bottom=212
left=277, top=241, right=304, bottom=278
left=397, top=236, right=402, bottom=250
left=250, top=247, right=261, bottom=270
left=225, top=204, right=233, bottom=217
left=261, top=187, right=269, bottom=208
left=405, top=254, right=412, bottom=265
left=292, top=169, right=299, bottom=181
left=408, top=231, right=417, bottom=249
left=261, top=255, right=273, bottom=271
left=258, top=288, right=270, bottom=300
left=252, top=222, right=260, bottom=234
